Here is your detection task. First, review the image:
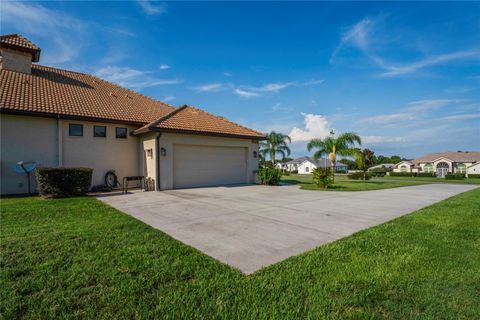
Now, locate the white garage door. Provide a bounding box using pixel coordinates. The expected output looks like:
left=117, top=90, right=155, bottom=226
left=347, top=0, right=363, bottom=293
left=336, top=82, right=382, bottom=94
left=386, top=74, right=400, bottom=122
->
left=173, top=144, right=248, bottom=189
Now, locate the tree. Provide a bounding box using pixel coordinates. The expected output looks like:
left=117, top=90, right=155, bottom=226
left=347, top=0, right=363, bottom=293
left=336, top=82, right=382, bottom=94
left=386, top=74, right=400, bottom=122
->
left=307, top=130, right=362, bottom=183
left=338, top=158, right=358, bottom=170
left=355, top=148, right=376, bottom=180
left=259, top=131, right=292, bottom=164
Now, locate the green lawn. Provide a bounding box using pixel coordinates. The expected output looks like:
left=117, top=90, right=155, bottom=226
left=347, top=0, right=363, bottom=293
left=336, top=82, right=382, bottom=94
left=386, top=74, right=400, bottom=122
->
left=281, top=174, right=429, bottom=191
left=1, top=189, right=480, bottom=319
left=375, top=175, right=480, bottom=184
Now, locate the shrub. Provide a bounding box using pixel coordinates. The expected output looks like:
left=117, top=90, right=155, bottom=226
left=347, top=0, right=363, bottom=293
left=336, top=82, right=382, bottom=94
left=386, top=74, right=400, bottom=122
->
left=258, top=167, right=282, bottom=185
left=347, top=172, right=372, bottom=180
left=291, top=170, right=298, bottom=174
left=467, top=174, right=480, bottom=179
left=416, top=172, right=436, bottom=177
left=36, top=167, right=93, bottom=198
left=370, top=170, right=386, bottom=177
left=389, top=172, right=417, bottom=177
left=445, top=173, right=465, bottom=180
left=312, top=168, right=332, bottom=189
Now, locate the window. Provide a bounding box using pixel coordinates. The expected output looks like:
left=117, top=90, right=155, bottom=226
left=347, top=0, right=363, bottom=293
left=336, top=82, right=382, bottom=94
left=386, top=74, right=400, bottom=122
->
left=69, top=124, right=83, bottom=136
left=424, top=164, right=433, bottom=173
left=116, top=127, right=128, bottom=139
left=94, top=125, right=106, bottom=137
left=457, top=164, right=466, bottom=174
left=306, top=167, right=310, bottom=173
left=400, top=165, right=407, bottom=172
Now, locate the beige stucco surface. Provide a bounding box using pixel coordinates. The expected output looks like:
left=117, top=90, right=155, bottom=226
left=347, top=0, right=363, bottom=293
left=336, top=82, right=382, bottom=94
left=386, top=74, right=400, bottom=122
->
left=61, top=120, right=140, bottom=187
left=1, top=114, right=58, bottom=194
left=158, top=132, right=259, bottom=190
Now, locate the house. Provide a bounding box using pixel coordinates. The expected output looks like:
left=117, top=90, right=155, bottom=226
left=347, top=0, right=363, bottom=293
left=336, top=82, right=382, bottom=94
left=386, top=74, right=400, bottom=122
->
left=392, top=151, right=480, bottom=178
left=288, top=157, right=348, bottom=174
left=277, top=156, right=310, bottom=172
left=368, top=163, right=395, bottom=171
left=0, top=34, right=265, bottom=195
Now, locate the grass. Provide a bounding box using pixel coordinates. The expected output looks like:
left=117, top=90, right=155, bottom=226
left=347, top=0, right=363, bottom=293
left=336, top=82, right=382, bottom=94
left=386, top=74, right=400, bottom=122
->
left=375, top=175, right=480, bottom=184
left=281, top=174, right=429, bottom=191
left=1, top=189, right=480, bottom=319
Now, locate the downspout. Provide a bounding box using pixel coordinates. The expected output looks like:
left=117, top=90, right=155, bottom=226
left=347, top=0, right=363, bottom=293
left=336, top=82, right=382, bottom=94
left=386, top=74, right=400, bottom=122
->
left=155, top=133, right=161, bottom=191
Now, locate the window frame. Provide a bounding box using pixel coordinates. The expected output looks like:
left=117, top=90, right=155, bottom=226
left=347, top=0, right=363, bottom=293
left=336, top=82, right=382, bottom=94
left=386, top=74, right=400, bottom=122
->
left=93, top=125, right=107, bottom=138
left=115, top=127, right=128, bottom=139
left=69, top=123, right=83, bottom=137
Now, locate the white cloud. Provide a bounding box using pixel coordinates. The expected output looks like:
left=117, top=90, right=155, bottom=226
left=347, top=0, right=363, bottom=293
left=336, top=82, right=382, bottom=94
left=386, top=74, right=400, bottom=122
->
left=2, top=2, right=86, bottom=65
left=234, top=79, right=324, bottom=98
left=379, top=50, right=480, bottom=77
left=332, top=17, right=480, bottom=77
left=159, top=64, right=170, bottom=70
left=234, top=88, right=260, bottom=98
left=361, top=99, right=466, bottom=125
left=288, top=113, right=331, bottom=142
left=223, top=72, right=233, bottom=77
left=362, top=135, right=405, bottom=144
left=162, top=96, right=175, bottom=102
left=137, top=1, right=167, bottom=16
left=194, top=83, right=224, bottom=92
left=331, top=17, right=374, bottom=63
left=95, top=66, right=180, bottom=90
left=441, top=114, right=480, bottom=121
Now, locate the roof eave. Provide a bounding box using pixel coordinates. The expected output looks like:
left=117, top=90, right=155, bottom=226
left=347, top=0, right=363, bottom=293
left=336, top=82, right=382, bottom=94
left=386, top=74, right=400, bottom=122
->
left=137, top=126, right=265, bottom=140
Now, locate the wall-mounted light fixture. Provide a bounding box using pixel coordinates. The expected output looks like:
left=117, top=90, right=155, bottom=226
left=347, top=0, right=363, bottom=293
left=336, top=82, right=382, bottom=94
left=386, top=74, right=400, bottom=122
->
left=253, top=151, right=258, bottom=158
left=146, top=149, right=153, bottom=158
left=160, top=147, right=167, bottom=157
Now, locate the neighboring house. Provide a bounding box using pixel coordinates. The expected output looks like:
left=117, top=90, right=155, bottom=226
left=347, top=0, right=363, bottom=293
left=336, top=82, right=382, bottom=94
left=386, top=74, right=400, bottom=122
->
left=368, top=163, right=395, bottom=171
left=295, top=157, right=348, bottom=174
left=392, top=151, right=480, bottom=178
left=466, top=162, right=480, bottom=176
left=0, top=34, right=265, bottom=195
left=280, top=156, right=310, bottom=172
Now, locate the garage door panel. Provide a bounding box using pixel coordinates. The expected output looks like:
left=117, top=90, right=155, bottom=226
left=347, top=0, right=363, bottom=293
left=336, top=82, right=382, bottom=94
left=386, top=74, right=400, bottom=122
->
left=173, top=145, right=247, bottom=189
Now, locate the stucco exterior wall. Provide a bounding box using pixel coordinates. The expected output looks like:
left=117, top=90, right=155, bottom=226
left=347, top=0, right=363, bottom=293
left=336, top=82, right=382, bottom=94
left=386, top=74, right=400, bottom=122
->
left=62, top=120, right=140, bottom=187
left=467, top=163, right=480, bottom=175
left=1, top=115, right=142, bottom=194
left=158, top=132, right=259, bottom=190
left=139, top=132, right=159, bottom=190
left=1, top=114, right=58, bottom=194
left=298, top=161, right=316, bottom=174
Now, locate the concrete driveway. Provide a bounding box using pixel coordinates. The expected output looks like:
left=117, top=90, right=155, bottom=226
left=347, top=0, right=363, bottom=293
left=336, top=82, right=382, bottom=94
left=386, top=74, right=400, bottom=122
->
left=98, top=183, right=477, bottom=274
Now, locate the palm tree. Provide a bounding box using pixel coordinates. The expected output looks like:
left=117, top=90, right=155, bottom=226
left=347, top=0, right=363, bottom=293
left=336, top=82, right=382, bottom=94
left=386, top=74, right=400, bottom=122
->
left=259, top=131, right=291, bottom=165
left=355, top=148, right=376, bottom=180
left=307, top=130, right=361, bottom=183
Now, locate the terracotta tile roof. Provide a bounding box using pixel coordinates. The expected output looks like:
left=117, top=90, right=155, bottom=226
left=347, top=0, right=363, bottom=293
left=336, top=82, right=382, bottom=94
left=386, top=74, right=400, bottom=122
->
left=414, top=151, right=480, bottom=163
left=1, top=64, right=176, bottom=124
left=134, top=105, right=265, bottom=139
left=1, top=34, right=41, bottom=62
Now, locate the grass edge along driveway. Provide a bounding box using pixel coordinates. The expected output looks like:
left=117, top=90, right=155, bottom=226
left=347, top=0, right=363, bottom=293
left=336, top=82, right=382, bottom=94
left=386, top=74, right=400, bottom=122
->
left=1, top=188, right=479, bottom=319
left=281, top=173, right=429, bottom=191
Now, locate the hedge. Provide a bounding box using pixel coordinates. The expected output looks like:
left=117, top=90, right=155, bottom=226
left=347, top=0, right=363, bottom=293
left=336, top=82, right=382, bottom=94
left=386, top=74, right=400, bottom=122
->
left=445, top=173, right=465, bottom=180
left=370, top=171, right=386, bottom=177
left=468, top=174, right=480, bottom=179
left=389, top=172, right=416, bottom=177
left=36, top=167, right=93, bottom=198
left=258, top=167, right=282, bottom=185
left=416, top=172, right=436, bottom=177
left=347, top=172, right=372, bottom=180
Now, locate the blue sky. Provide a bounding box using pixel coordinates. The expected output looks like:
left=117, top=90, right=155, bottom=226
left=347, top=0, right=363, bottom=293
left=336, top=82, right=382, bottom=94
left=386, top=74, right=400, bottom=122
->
left=2, top=1, right=479, bottom=158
